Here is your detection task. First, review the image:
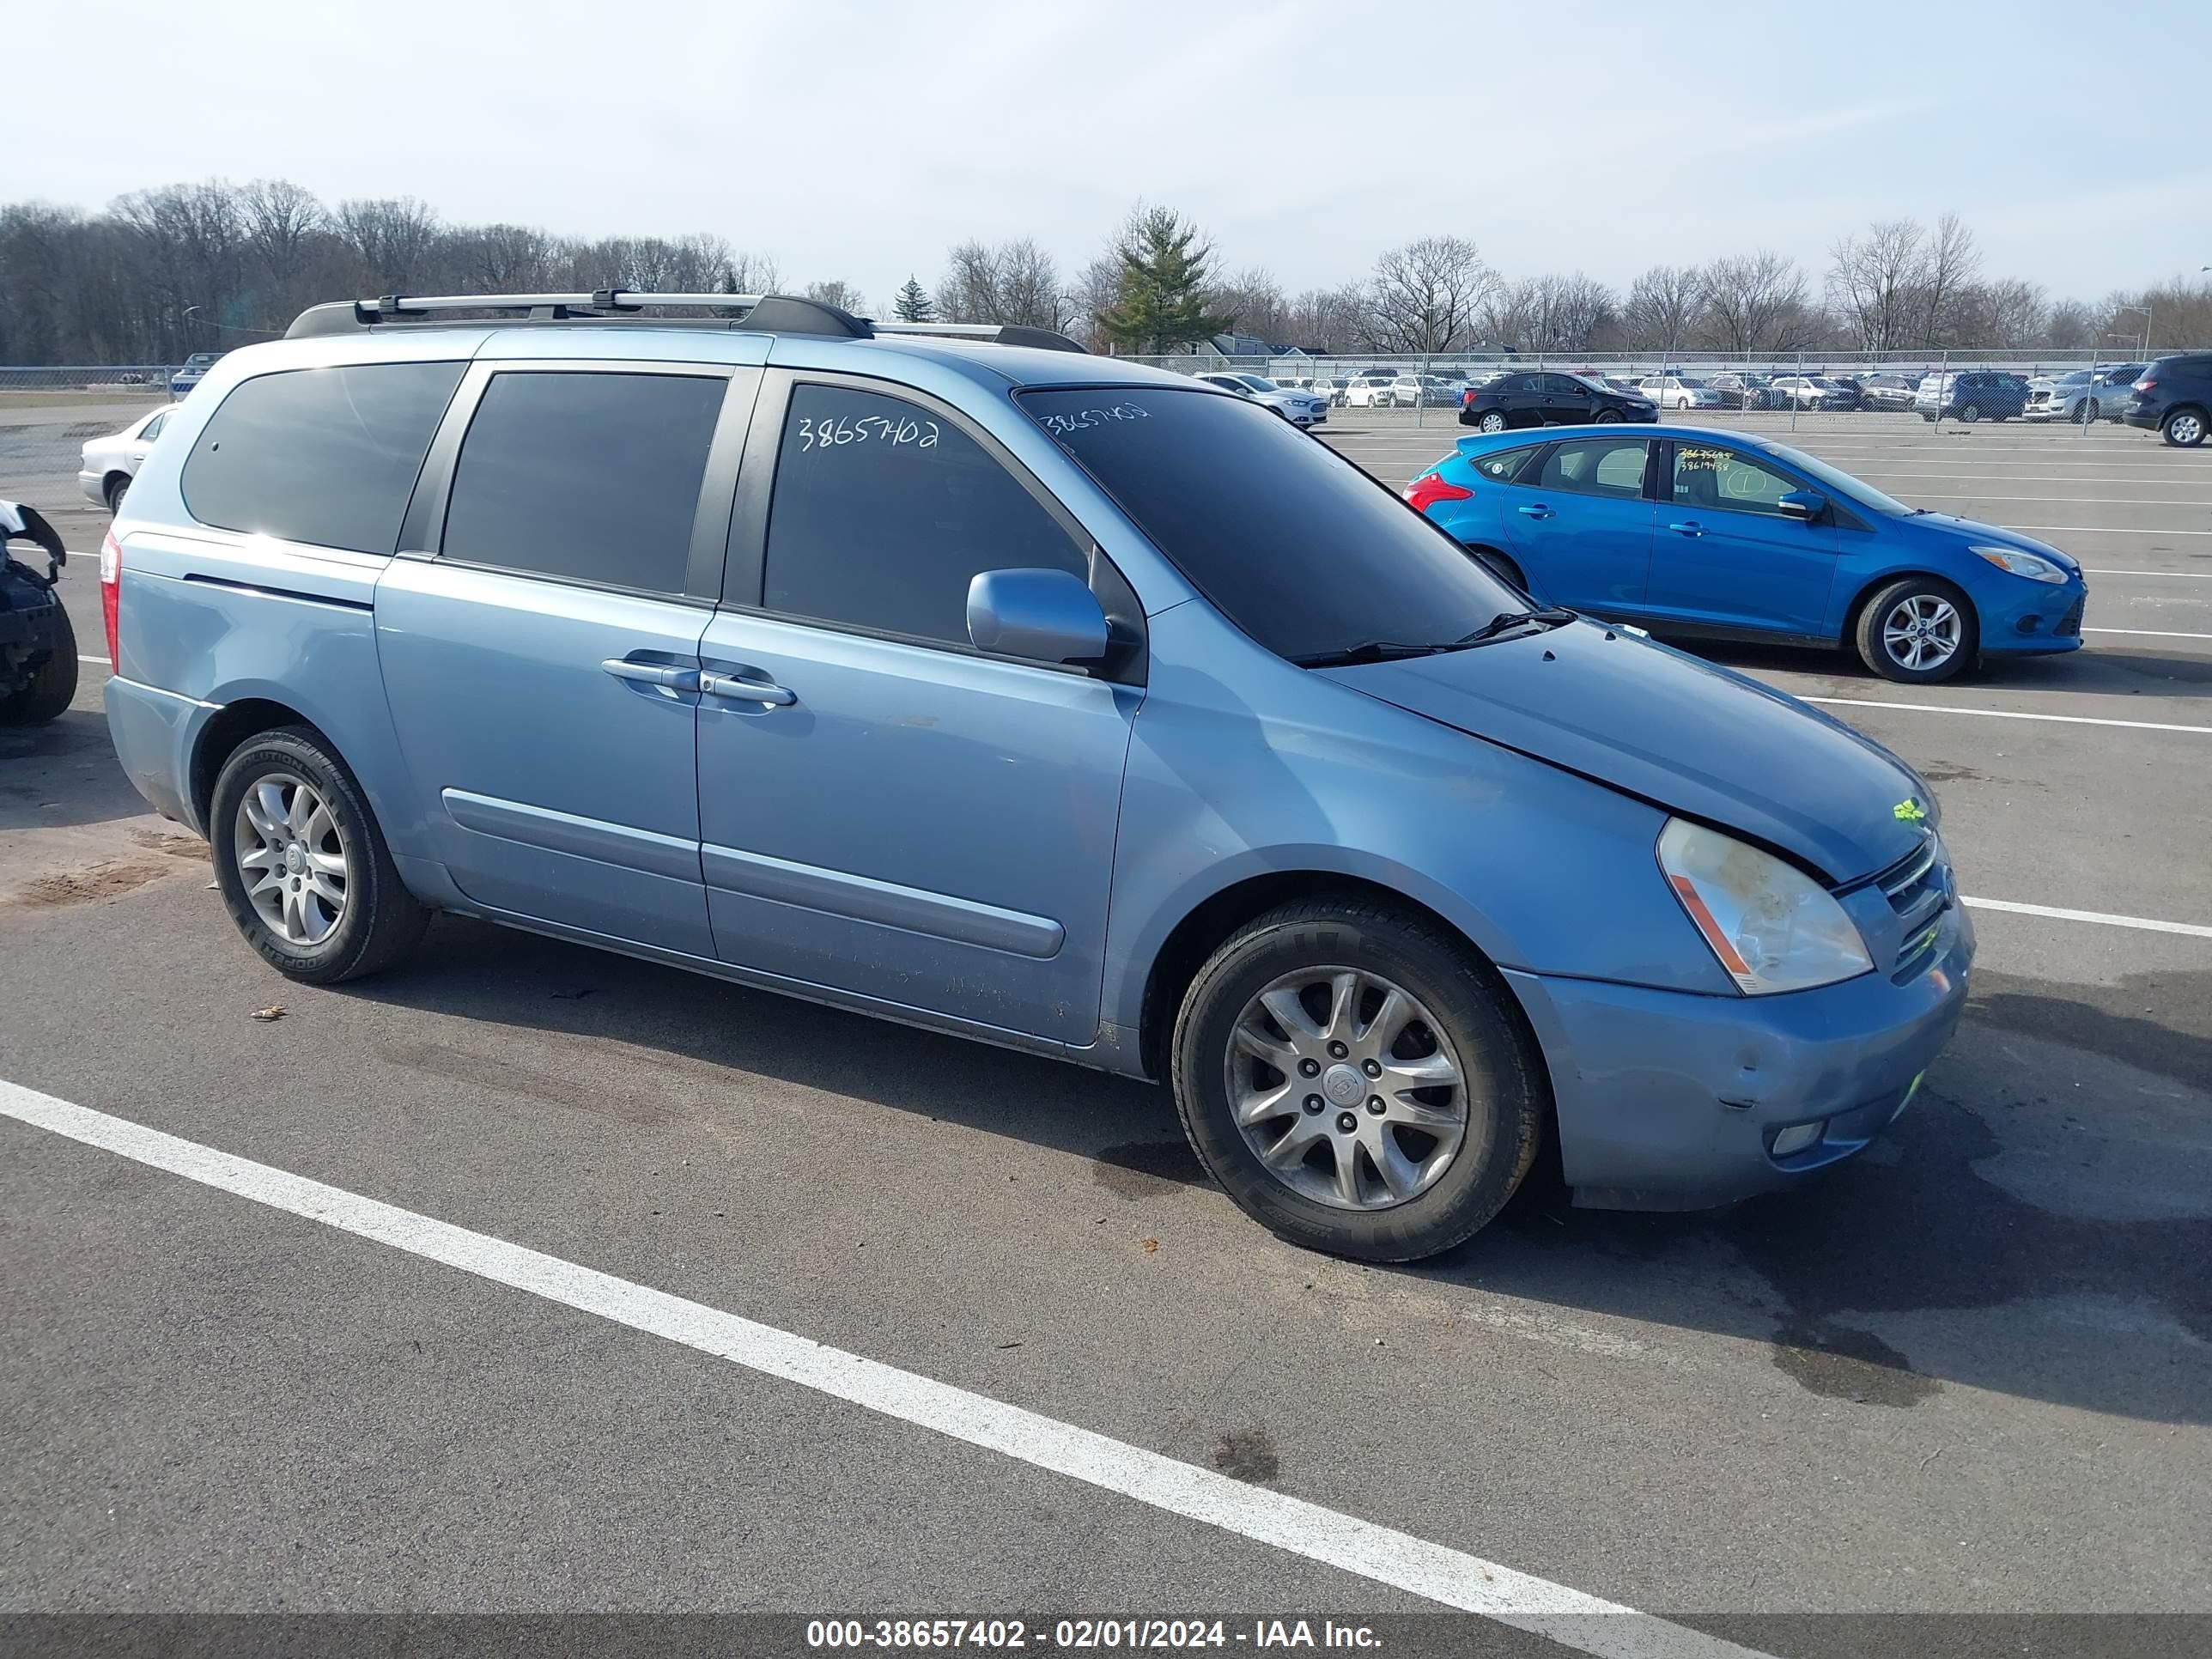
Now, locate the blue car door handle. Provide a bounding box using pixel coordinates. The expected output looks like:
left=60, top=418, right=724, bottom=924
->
left=1667, top=520, right=1705, bottom=538
left=1517, top=503, right=1554, bottom=520
left=701, top=669, right=798, bottom=708
left=601, top=658, right=702, bottom=691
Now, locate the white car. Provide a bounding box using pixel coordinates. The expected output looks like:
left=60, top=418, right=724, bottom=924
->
left=1340, top=372, right=1401, bottom=408
left=1638, top=374, right=1723, bottom=410
left=1193, top=371, right=1329, bottom=428
left=77, top=405, right=176, bottom=513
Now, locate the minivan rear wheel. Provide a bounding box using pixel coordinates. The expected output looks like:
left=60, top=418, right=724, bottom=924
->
left=1170, top=897, right=1544, bottom=1262
left=2165, top=408, right=2207, bottom=448
left=210, top=726, right=428, bottom=984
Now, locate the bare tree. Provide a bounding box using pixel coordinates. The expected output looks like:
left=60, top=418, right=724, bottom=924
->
left=1951, top=278, right=2046, bottom=349
left=334, top=196, right=441, bottom=289
left=1919, top=211, right=1980, bottom=346
left=238, top=179, right=325, bottom=283
left=1622, top=264, right=1705, bottom=355
left=804, top=278, right=866, bottom=314
left=1285, top=284, right=1369, bottom=353
left=1699, top=252, right=1811, bottom=352
left=1364, top=236, right=1488, bottom=353
left=2042, top=296, right=2096, bottom=349
left=937, top=237, right=1070, bottom=331
left=1827, top=218, right=1925, bottom=351
left=1208, top=266, right=1291, bottom=341
left=470, top=223, right=557, bottom=289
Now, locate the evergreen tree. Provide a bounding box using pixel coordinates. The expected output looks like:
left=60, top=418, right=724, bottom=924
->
left=1097, top=206, right=1235, bottom=354
left=893, top=276, right=935, bottom=322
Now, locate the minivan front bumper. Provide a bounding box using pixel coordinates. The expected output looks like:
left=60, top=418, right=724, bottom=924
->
left=1503, top=900, right=1973, bottom=1211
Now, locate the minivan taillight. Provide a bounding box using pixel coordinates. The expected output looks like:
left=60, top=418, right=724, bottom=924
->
left=1404, top=474, right=1474, bottom=514
left=99, top=530, right=121, bottom=665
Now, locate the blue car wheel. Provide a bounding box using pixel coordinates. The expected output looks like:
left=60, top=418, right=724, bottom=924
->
left=1855, top=577, right=1978, bottom=684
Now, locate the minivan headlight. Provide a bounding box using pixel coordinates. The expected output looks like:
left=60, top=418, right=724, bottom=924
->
left=1656, top=819, right=1873, bottom=995
left=1970, top=546, right=2067, bottom=583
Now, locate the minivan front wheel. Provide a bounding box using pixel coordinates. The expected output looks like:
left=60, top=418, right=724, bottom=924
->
left=210, top=726, right=428, bottom=983
left=1171, top=898, right=1544, bottom=1261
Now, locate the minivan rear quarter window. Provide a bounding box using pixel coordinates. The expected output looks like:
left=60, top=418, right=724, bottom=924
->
left=441, top=370, right=725, bottom=594
left=182, top=361, right=465, bottom=554
left=1023, top=386, right=1516, bottom=661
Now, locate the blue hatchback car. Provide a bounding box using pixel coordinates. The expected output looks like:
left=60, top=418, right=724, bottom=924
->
left=1407, top=424, right=2087, bottom=682
left=100, top=296, right=1972, bottom=1262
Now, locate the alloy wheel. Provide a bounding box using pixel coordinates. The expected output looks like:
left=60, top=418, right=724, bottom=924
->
left=1882, top=594, right=1962, bottom=673
left=234, top=772, right=350, bottom=946
left=2171, top=412, right=2205, bottom=447
left=1224, top=966, right=1470, bottom=1211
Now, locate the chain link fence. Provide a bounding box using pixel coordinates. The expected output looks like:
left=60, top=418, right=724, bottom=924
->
left=0, top=365, right=181, bottom=393
left=1116, top=347, right=2179, bottom=435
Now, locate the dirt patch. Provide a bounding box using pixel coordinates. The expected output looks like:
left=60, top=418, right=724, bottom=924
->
left=9, top=859, right=172, bottom=908
left=130, top=828, right=209, bottom=861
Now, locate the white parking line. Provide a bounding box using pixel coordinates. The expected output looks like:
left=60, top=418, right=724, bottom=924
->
left=2081, top=627, right=2212, bottom=640
left=78, top=654, right=110, bottom=666
left=1802, top=696, right=2212, bottom=735
left=1964, top=897, right=2212, bottom=939
left=0, top=1079, right=1768, bottom=1659
left=2012, top=524, right=2212, bottom=537
left=1893, top=494, right=2212, bottom=507
left=2083, top=567, right=2212, bottom=578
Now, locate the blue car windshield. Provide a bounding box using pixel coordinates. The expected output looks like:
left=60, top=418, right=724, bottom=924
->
left=1021, top=386, right=1521, bottom=661
left=1763, top=444, right=1911, bottom=518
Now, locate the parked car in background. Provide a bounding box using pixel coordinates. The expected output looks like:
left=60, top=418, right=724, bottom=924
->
left=1193, top=371, right=1329, bottom=428
left=1706, top=372, right=1776, bottom=410
left=2125, top=353, right=2212, bottom=447
left=77, top=406, right=177, bottom=513
left=1317, top=375, right=1355, bottom=405
left=2027, top=365, right=2144, bottom=423
left=1460, top=371, right=1656, bottom=430
left=1638, top=374, right=1724, bottom=410
left=1767, top=375, right=1857, bottom=411
left=1407, top=423, right=2087, bottom=683
left=1380, top=374, right=1457, bottom=408
left=169, top=352, right=223, bottom=399
left=1915, top=371, right=2031, bottom=422
left=99, top=289, right=1974, bottom=1259
left=1856, top=373, right=1921, bottom=412
left=1342, top=371, right=1401, bottom=408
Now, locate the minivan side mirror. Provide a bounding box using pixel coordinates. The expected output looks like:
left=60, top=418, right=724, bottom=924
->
left=966, top=568, right=1109, bottom=664
left=1778, top=489, right=1827, bottom=522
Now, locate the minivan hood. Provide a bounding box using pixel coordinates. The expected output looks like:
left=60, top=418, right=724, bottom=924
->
left=1322, top=623, right=1928, bottom=883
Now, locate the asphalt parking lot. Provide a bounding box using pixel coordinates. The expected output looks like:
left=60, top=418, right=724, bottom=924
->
left=4, top=397, right=2209, bottom=1656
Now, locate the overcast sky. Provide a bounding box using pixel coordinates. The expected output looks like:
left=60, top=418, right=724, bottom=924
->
left=9, top=1, right=2208, bottom=311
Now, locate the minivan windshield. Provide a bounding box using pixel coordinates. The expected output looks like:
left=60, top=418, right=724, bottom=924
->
left=1021, top=386, right=1522, bottom=662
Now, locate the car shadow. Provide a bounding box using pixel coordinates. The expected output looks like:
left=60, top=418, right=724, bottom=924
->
left=347, top=916, right=2212, bottom=1427
left=0, top=705, right=153, bottom=832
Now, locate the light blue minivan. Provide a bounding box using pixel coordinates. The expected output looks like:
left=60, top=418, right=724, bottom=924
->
left=100, top=290, right=1972, bottom=1261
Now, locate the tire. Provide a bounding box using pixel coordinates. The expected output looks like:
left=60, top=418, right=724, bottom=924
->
left=1921, top=413, right=1936, bottom=423
left=2077, top=399, right=2099, bottom=425
left=1593, top=409, right=1622, bottom=424
left=2164, top=407, right=2207, bottom=448
left=1855, top=578, right=1977, bottom=684
left=1465, top=544, right=1527, bottom=592
left=0, top=602, right=77, bottom=726
left=105, top=474, right=131, bottom=514
left=1959, top=403, right=1982, bottom=423
left=1170, top=896, right=1546, bottom=1262
left=209, top=725, right=429, bottom=984
left=1478, top=411, right=1507, bottom=433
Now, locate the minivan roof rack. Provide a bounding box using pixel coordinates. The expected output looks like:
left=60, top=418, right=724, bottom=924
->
left=284, top=290, right=1087, bottom=352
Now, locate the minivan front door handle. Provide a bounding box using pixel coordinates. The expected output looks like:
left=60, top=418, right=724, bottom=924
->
left=602, top=659, right=702, bottom=691
left=1667, top=520, right=1705, bottom=538
left=1517, top=503, right=1554, bottom=520
left=701, top=670, right=797, bottom=708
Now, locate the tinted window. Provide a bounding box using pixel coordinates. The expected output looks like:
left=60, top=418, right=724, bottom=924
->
left=182, top=361, right=465, bottom=554
left=1023, top=386, right=1517, bottom=662
left=763, top=384, right=1086, bottom=647
left=1472, top=446, right=1539, bottom=483
left=1672, top=443, right=1796, bottom=517
left=1494, top=375, right=1536, bottom=394
left=1540, top=374, right=1587, bottom=396
left=441, top=371, right=722, bottom=593
left=1535, top=438, right=1649, bottom=499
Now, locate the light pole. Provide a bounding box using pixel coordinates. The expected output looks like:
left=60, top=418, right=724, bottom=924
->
left=2111, top=303, right=2151, bottom=359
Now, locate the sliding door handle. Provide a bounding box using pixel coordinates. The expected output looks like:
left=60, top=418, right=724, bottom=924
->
left=701, top=670, right=797, bottom=708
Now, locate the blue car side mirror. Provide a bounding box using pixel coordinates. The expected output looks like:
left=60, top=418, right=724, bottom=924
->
left=966, top=568, right=1110, bottom=664
left=1778, top=489, right=1827, bottom=523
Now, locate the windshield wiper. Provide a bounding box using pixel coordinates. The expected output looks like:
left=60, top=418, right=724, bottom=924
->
left=1289, top=640, right=1458, bottom=667
left=1455, top=606, right=1577, bottom=644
